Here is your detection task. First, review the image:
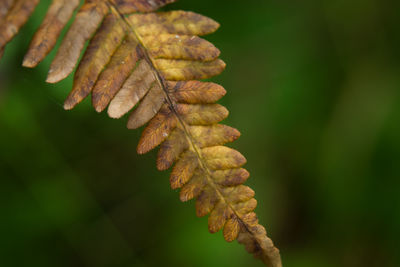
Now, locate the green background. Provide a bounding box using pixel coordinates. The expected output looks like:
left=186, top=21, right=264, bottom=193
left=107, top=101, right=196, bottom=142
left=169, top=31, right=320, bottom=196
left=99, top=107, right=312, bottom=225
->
left=1, top=0, right=399, bottom=266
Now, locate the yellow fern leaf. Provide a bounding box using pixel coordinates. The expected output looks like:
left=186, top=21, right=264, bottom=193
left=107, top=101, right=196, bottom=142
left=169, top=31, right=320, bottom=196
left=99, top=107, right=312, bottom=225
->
left=0, top=1, right=282, bottom=266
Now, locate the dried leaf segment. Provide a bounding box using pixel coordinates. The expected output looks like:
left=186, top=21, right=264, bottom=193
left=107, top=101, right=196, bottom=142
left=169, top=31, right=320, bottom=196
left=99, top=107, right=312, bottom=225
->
left=0, top=0, right=282, bottom=266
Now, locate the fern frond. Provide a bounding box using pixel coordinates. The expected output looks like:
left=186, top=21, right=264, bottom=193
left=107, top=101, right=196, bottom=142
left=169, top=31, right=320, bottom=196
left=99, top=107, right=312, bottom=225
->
left=0, top=1, right=282, bottom=266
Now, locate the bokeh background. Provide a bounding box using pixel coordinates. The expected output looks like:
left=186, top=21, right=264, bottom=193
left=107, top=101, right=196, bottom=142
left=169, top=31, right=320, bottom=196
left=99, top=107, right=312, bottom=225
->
left=1, top=0, right=400, bottom=266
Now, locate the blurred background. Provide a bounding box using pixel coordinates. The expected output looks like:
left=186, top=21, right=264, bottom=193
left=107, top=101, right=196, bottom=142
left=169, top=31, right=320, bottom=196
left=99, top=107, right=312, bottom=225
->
left=1, top=0, right=400, bottom=266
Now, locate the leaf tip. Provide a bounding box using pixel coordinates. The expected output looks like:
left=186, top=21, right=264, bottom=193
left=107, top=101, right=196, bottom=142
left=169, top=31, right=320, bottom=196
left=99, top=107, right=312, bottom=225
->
left=219, top=59, right=227, bottom=70
left=46, top=70, right=62, bottom=83
left=94, top=105, right=104, bottom=113
left=22, top=56, right=37, bottom=68
left=136, top=146, right=146, bottom=155
left=156, top=158, right=170, bottom=171
left=107, top=106, right=123, bottom=119
left=127, top=119, right=138, bottom=130
left=63, top=102, right=74, bottom=111
left=92, top=95, right=107, bottom=113
left=137, top=134, right=154, bottom=155
left=204, top=16, right=220, bottom=35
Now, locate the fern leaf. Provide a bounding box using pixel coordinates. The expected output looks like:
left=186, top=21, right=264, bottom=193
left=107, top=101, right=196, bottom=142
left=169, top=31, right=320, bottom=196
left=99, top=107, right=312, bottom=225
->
left=0, top=1, right=282, bottom=266
left=91, top=35, right=140, bottom=112
left=108, top=59, right=156, bottom=118
left=0, top=0, right=39, bottom=49
left=64, top=12, right=126, bottom=110
left=128, top=10, right=219, bottom=36
left=143, top=34, right=220, bottom=61
left=22, top=0, right=81, bottom=68
left=47, top=2, right=109, bottom=83
left=168, top=81, right=227, bottom=104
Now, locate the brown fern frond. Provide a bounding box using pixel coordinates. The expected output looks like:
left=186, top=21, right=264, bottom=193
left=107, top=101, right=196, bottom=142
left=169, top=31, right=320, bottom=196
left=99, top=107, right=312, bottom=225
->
left=0, top=1, right=282, bottom=266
